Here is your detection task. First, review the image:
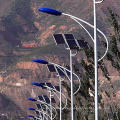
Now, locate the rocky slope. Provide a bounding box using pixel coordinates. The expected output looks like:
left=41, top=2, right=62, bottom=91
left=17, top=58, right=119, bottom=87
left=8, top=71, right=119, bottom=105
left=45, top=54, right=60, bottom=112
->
left=0, top=0, right=120, bottom=119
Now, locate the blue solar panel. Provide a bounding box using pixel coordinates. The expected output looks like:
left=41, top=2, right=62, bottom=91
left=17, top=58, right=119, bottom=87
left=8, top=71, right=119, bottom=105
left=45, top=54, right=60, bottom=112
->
left=46, top=83, right=54, bottom=89
left=66, top=39, right=78, bottom=49
left=64, top=34, right=75, bottom=40
left=51, top=98, right=56, bottom=103
left=77, top=40, right=88, bottom=48
left=55, top=86, right=60, bottom=92
left=53, top=34, right=65, bottom=45
left=47, top=64, right=56, bottom=72
left=38, top=96, right=44, bottom=101
left=36, top=104, right=41, bottom=109
left=56, top=67, right=65, bottom=76
left=43, top=95, right=50, bottom=104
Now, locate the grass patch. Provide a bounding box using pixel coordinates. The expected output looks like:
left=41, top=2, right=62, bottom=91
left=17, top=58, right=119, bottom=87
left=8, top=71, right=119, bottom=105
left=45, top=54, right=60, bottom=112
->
left=20, top=43, right=68, bottom=61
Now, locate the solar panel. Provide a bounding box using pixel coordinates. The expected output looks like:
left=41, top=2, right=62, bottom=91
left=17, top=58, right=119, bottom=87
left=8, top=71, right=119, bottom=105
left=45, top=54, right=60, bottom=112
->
left=38, top=96, right=44, bottom=101
left=37, top=83, right=46, bottom=89
left=40, top=83, right=45, bottom=86
left=56, top=67, right=65, bottom=76
left=64, top=34, right=75, bottom=40
left=66, top=70, right=70, bottom=76
left=53, top=34, right=65, bottom=45
left=36, top=104, right=41, bottom=109
left=43, top=95, right=50, bottom=104
left=65, top=70, right=77, bottom=80
left=84, top=42, right=89, bottom=48
left=46, top=83, right=54, bottom=89
left=47, top=64, right=56, bottom=72
left=51, top=98, right=56, bottom=103
left=43, top=95, right=49, bottom=99
left=77, top=40, right=88, bottom=48
left=66, top=39, right=79, bottom=49
left=55, top=86, right=60, bottom=92
left=41, top=83, right=47, bottom=89
left=35, top=111, right=39, bottom=115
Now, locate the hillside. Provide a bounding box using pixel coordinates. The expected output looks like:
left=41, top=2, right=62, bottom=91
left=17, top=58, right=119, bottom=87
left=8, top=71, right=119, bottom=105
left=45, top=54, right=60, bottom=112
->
left=0, top=0, right=120, bottom=119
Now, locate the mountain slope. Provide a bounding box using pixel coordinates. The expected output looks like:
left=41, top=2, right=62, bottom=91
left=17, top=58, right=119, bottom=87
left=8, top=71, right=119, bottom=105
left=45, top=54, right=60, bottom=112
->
left=0, top=0, right=120, bottom=119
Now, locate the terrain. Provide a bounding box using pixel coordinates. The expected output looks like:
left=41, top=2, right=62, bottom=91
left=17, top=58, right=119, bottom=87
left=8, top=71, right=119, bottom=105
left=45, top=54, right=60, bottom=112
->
left=0, top=0, right=120, bottom=119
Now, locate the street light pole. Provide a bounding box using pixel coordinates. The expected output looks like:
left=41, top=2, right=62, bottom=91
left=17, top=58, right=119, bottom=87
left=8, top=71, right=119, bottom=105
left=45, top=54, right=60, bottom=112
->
left=93, top=0, right=99, bottom=119
left=93, top=1, right=99, bottom=120
left=59, top=78, right=62, bottom=120
left=93, top=1, right=104, bottom=119
left=70, top=50, right=74, bottom=120
left=49, top=90, right=53, bottom=120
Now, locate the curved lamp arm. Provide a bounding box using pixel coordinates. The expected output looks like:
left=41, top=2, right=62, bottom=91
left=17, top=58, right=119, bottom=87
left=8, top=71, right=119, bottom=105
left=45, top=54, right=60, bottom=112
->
left=52, top=89, right=68, bottom=110
left=38, top=110, right=51, bottom=119
left=27, top=115, right=41, bottom=120
left=95, top=0, right=104, bottom=4
left=29, top=98, right=57, bottom=120
left=70, top=16, right=94, bottom=42
left=40, top=103, right=55, bottom=119
left=28, top=108, right=50, bottom=120
left=62, top=13, right=109, bottom=62
left=38, top=100, right=57, bottom=119
left=38, top=8, right=108, bottom=61
left=32, top=59, right=81, bottom=95
left=39, top=104, right=52, bottom=119
left=50, top=62, right=81, bottom=95
left=44, top=85, right=68, bottom=110
left=32, top=82, right=68, bottom=110
left=37, top=109, right=52, bottom=119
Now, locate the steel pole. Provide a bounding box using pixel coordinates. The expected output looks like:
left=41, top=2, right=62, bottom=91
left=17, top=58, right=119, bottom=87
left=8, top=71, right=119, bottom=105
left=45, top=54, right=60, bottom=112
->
left=46, top=106, right=48, bottom=120
left=42, top=104, right=45, bottom=120
left=43, top=112, right=45, bottom=120
left=59, top=78, right=62, bottom=120
left=93, top=0, right=99, bottom=120
left=50, top=91, right=53, bottom=120
left=70, top=50, right=74, bottom=120
left=45, top=104, right=49, bottom=120
left=42, top=104, right=46, bottom=120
